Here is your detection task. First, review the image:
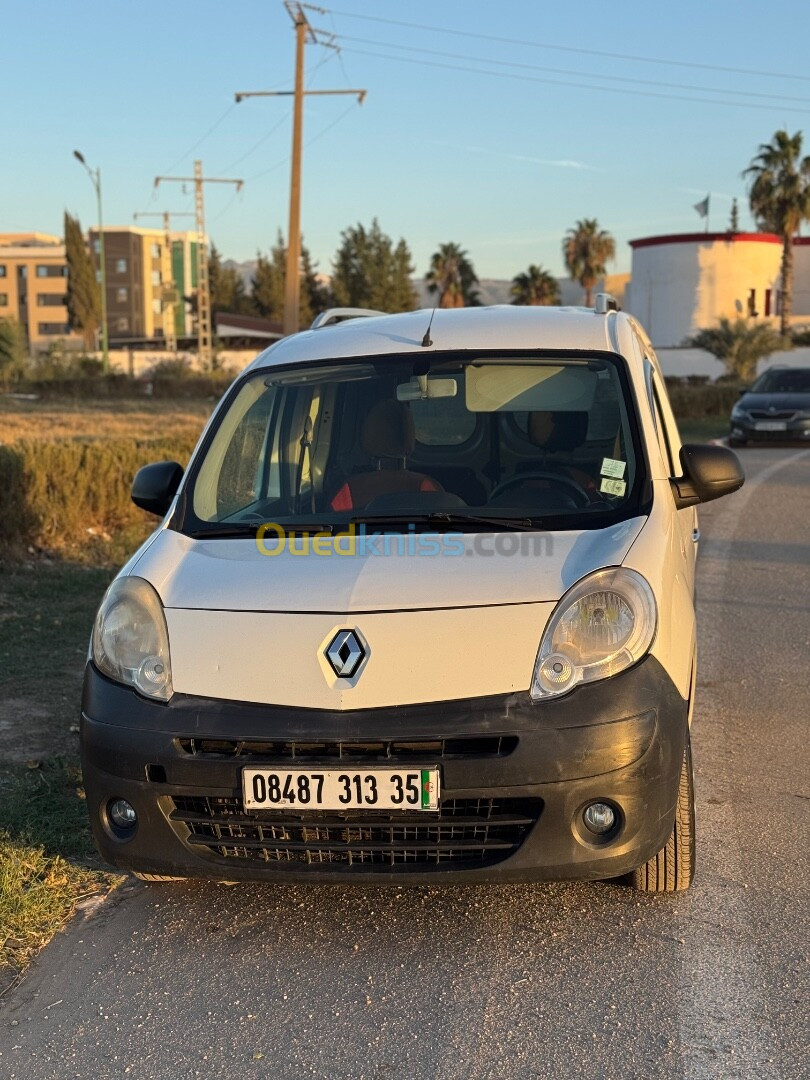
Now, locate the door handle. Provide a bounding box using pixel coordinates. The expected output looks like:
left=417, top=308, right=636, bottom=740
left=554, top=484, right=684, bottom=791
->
left=692, top=528, right=700, bottom=543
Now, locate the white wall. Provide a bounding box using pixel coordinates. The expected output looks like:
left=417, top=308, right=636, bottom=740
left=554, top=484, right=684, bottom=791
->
left=628, top=236, right=785, bottom=347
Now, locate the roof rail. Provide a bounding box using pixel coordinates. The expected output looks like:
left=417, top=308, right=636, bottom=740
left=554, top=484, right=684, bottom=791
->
left=310, top=307, right=388, bottom=329
left=595, top=293, right=619, bottom=314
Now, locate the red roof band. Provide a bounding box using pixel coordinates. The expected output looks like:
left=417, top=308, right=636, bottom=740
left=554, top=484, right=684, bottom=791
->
left=628, top=232, right=810, bottom=249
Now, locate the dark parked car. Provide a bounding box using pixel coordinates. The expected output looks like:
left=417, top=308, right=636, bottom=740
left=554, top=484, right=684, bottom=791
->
left=730, top=367, right=810, bottom=446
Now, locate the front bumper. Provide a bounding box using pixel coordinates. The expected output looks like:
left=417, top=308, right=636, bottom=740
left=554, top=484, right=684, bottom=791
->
left=80, top=655, right=688, bottom=884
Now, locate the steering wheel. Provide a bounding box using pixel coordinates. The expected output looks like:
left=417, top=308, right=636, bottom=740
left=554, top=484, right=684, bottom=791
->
left=489, top=470, right=591, bottom=508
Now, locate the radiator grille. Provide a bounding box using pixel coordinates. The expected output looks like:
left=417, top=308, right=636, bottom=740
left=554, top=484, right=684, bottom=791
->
left=177, top=736, right=517, bottom=761
left=169, top=795, right=540, bottom=869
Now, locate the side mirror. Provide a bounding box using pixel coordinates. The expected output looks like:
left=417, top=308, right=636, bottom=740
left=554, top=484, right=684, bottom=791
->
left=670, top=444, right=744, bottom=509
left=131, top=461, right=184, bottom=516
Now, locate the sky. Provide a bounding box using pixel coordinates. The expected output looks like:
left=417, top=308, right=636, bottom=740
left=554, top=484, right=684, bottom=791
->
left=3, top=0, right=809, bottom=281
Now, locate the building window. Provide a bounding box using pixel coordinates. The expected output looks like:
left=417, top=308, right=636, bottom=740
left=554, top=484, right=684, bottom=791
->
left=151, top=243, right=160, bottom=258
left=151, top=270, right=161, bottom=286
left=116, top=317, right=129, bottom=332
left=38, top=322, right=70, bottom=335
left=747, top=288, right=757, bottom=317
left=152, top=298, right=162, bottom=315
left=0, top=265, right=6, bottom=277
left=116, top=258, right=127, bottom=273
left=116, top=287, right=128, bottom=303
left=93, top=239, right=100, bottom=254
left=765, top=289, right=772, bottom=317
left=36, top=265, right=67, bottom=278
left=0, top=293, right=7, bottom=306
left=36, top=294, right=67, bottom=306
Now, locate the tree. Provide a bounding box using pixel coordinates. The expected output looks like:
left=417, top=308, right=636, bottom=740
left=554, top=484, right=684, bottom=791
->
left=64, top=211, right=100, bottom=349
left=744, top=129, right=810, bottom=335
left=510, top=264, right=560, bottom=306
left=0, top=318, right=27, bottom=385
left=729, top=197, right=739, bottom=233
left=330, top=219, right=417, bottom=313
left=252, top=232, right=328, bottom=326
left=562, top=219, right=616, bottom=306
left=425, top=242, right=479, bottom=308
left=208, top=244, right=251, bottom=316
left=688, top=317, right=786, bottom=382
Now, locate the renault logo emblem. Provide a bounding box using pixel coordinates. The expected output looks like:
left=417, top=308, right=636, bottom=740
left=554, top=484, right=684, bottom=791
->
left=325, top=629, right=367, bottom=678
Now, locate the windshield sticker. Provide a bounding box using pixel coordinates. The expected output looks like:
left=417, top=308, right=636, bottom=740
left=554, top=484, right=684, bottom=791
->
left=601, top=457, right=626, bottom=479
left=600, top=477, right=627, bottom=497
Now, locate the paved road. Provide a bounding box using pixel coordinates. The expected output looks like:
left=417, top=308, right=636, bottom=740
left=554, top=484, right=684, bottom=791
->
left=2, top=447, right=808, bottom=1080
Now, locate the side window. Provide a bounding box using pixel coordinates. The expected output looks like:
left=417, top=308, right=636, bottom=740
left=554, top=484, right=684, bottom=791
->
left=652, top=382, right=675, bottom=477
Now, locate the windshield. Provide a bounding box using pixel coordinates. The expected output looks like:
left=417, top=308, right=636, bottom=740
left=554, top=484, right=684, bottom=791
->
left=750, top=368, right=810, bottom=393
left=182, top=353, right=644, bottom=534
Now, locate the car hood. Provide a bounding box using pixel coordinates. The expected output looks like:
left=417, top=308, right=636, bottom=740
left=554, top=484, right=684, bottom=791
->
left=739, top=392, right=810, bottom=411
left=131, top=518, right=646, bottom=613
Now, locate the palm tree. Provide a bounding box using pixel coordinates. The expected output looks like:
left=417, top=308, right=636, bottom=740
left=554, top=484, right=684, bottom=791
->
left=510, top=265, right=560, bottom=306
left=688, top=317, right=785, bottom=382
left=425, top=243, right=479, bottom=308
left=562, top=219, right=616, bottom=306
left=744, top=130, right=810, bottom=335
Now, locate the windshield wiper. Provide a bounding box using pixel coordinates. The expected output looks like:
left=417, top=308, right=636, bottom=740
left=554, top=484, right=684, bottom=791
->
left=187, top=522, right=336, bottom=539
left=350, top=513, right=542, bottom=532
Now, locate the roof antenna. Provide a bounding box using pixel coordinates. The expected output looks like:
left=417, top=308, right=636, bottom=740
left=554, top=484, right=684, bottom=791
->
left=421, top=306, right=437, bottom=348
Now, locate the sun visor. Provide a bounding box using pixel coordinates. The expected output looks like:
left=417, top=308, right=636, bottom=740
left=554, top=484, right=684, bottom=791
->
left=465, top=363, right=598, bottom=412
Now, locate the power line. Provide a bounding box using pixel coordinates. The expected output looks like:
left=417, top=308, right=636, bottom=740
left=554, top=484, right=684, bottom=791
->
left=245, top=98, right=361, bottom=183
left=338, top=46, right=810, bottom=115
left=328, top=7, right=810, bottom=84
left=332, top=33, right=810, bottom=106
left=160, top=103, right=239, bottom=177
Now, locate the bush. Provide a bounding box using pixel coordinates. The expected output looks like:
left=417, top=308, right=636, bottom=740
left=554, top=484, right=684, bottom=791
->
left=664, top=377, right=744, bottom=419
left=0, top=436, right=198, bottom=560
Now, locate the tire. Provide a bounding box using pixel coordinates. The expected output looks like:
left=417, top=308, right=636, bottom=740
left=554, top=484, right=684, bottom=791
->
left=630, top=732, right=696, bottom=892
left=728, top=437, right=746, bottom=448
left=132, top=872, right=187, bottom=882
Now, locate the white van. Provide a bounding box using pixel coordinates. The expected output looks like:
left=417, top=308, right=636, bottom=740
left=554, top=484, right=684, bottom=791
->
left=81, top=301, right=743, bottom=891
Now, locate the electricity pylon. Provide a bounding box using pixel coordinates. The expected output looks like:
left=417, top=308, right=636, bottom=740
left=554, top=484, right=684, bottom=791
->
left=153, top=162, right=243, bottom=367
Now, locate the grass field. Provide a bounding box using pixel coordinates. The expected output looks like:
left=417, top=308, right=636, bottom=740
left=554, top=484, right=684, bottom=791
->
left=0, top=395, right=214, bottom=444
left=0, top=562, right=121, bottom=992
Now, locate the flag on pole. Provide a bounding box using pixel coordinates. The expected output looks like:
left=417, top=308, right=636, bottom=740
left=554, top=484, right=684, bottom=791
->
left=693, top=194, right=710, bottom=219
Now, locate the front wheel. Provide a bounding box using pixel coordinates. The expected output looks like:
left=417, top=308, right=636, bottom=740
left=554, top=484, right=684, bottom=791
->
left=630, top=732, right=696, bottom=892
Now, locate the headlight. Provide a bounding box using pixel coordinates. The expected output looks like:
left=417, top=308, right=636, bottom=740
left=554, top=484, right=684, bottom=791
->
left=794, top=409, right=810, bottom=420
left=531, top=568, right=657, bottom=701
left=730, top=405, right=749, bottom=420
left=92, top=577, right=173, bottom=700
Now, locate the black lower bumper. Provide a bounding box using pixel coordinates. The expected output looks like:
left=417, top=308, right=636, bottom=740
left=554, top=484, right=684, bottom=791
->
left=80, top=655, right=688, bottom=884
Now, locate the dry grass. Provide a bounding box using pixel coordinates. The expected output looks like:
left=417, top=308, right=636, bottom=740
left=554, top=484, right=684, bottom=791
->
left=0, top=396, right=213, bottom=443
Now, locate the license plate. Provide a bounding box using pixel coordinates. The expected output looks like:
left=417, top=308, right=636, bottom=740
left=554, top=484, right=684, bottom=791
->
left=755, top=421, right=787, bottom=431
left=242, top=767, right=441, bottom=811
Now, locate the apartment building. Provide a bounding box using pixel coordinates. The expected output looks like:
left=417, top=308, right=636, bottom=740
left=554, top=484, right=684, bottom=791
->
left=89, top=226, right=201, bottom=344
left=0, top=232, right=82, bottom=349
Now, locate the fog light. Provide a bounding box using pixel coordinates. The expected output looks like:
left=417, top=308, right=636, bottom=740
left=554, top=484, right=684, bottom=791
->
left=583, top=801, right=616, bottom=835
left=108, top=798, right=137, bottom=831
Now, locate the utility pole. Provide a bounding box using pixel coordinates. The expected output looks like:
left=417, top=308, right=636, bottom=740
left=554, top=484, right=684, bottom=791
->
left=235, top=1, right=366, bottom=335
left=133, top=211, right=195, bottom=352
left=153, top=162, right=243, bottom=368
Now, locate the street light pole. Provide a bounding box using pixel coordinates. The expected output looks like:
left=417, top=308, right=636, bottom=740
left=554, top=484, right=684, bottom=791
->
left=74, top=150, right=109, bottom=373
